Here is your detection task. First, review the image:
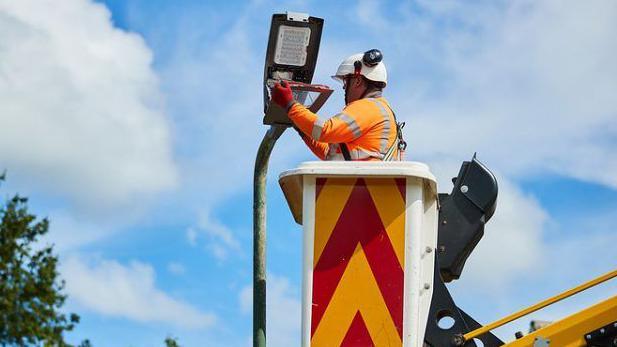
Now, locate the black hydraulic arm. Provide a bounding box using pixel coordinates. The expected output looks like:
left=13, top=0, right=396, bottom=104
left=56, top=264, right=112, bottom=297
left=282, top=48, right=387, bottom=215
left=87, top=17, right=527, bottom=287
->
left=425, top=155, right=502, bottom=346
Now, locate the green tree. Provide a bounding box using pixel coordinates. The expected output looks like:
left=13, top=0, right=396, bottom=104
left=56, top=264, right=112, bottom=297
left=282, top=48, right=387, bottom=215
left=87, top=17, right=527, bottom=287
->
left=0, top=174, right=79, bottom=346
left=164, top=336, right=181, bottom=347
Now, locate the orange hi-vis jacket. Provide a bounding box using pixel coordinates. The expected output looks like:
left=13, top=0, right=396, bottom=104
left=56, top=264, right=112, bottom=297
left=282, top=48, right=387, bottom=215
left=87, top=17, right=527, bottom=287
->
left=288, top=92, right=401, bottom=161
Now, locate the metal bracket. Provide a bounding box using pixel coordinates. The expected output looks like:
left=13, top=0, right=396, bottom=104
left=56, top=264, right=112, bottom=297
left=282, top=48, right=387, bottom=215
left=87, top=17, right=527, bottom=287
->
left=286, top=11, right=309, bottom=22
left=533, top=336, right=550, bottom=347
left=584, top=320, right=617, bottom=347
left=424, top=259, right=504, bottom=347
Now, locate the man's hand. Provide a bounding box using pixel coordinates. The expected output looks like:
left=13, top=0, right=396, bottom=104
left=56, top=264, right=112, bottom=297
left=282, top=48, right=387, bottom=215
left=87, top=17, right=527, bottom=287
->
left=272, top=81, right=294, bottom=111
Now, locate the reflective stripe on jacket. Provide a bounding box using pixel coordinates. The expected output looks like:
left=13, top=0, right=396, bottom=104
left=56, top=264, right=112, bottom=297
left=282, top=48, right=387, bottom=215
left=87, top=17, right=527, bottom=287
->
left=288, top=95, right=400, bottom=161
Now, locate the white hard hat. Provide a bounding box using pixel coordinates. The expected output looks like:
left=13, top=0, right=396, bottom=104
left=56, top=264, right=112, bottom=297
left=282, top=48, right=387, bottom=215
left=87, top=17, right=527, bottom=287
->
left=332, top=49, right=387, bottom=86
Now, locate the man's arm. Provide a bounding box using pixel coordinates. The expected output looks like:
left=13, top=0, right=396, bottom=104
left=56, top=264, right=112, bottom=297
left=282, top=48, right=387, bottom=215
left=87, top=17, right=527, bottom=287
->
left=296, top=128, right=330, bottom=160
left=288, top=103, right=360, bottom=144
left=270, top=81, right=357, bottom=158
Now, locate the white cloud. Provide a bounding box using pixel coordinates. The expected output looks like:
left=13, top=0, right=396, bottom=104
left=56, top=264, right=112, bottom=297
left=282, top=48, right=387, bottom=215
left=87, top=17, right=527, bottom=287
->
left=40, top=209, right=114, bottom=252
left=355, top=0, right=387, bottom=30
left=187, top=211, right=241, bottom=261
left=146, top=2, right=317, bottom=210
left=62, top=255, right=215, bottom=329
left=0, top=0, right=177, bottom=213
left=239, top=274, right=301, bottom=347
left=159, top=13, right=265, bottom=203
left=423, top=157, right=547, bottom=292
left=539, top=213, right=617, bottom=288
left=451, top=175, right=547, bottom=292
left=477, top=226, right=617, bottom=341
left=266, top=275, right=302, bottom=347
left=167, top=261, right=186, bottom=276
left=186, top=227, right=198, bottom=247
left=239, top=286, right=252, bottom=315
left=361, top=0, right=617, bottom=189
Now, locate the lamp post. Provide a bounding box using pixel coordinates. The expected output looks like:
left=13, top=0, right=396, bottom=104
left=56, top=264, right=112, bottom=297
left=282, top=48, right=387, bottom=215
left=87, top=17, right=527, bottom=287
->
left=253, top=12, right=324, bottom=347
left=253, top=125, right=285, bottom=347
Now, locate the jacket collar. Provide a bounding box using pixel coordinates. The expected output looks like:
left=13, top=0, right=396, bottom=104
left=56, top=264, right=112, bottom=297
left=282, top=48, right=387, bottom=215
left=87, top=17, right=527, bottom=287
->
left=363, top=89, right=383, bottom=99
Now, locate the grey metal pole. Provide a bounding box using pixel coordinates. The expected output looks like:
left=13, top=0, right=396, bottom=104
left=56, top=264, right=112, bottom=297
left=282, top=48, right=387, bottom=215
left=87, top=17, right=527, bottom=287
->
left=253, top=125, right=286, bottom=347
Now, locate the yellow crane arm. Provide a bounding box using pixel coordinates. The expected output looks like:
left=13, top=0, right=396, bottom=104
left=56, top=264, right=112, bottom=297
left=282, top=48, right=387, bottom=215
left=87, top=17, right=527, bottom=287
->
left=461, top=269, right=617, bottom=346
left=503, top=295, right=617, bottom=347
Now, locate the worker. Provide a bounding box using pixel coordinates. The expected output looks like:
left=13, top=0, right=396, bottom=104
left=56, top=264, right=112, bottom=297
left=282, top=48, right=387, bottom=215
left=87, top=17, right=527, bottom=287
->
left=271, top=49, right=406, bottom=161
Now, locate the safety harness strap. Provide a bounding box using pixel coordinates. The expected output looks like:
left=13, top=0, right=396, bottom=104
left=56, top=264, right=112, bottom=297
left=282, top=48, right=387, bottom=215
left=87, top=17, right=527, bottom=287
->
left=339, top=143, right=352, bottom=161
left=371, top=98, right=406, bottom=161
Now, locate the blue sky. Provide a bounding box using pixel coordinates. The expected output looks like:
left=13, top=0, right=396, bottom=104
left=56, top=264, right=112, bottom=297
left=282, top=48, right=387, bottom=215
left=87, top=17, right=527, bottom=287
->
left=1, top=0, right=616, bottom=346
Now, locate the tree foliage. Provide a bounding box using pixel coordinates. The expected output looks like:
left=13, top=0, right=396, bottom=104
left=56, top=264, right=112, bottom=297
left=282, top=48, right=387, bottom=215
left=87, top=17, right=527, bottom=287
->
left=0, top=174, right=79, bottom=346
left=164, top=336, right=181, bottom=347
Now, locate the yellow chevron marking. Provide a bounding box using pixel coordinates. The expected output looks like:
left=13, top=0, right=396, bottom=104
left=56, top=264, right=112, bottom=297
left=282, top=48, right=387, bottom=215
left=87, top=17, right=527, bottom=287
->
left=311, top=244, right=401, bottom=347
left=365, top=178, right=406, bottom=267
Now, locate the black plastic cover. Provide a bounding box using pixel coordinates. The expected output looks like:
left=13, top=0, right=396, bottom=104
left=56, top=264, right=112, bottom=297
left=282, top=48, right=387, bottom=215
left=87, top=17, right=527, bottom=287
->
left=457, top=155, right=498, bottom=220
left=437, top=155, right=498, bottom=282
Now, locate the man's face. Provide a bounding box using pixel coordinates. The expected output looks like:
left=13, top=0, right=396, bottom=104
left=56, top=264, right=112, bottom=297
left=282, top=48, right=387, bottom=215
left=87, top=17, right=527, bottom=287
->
left=343, top=75, right=367, bottom=105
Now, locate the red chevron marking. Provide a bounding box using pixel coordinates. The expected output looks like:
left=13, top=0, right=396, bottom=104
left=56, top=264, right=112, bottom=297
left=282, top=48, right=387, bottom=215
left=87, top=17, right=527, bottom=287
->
left=395, top=178, right=406, bottom=201
left=316, top=177, right=326, bottom=200
left=340, top=311, right=374, bottom=347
